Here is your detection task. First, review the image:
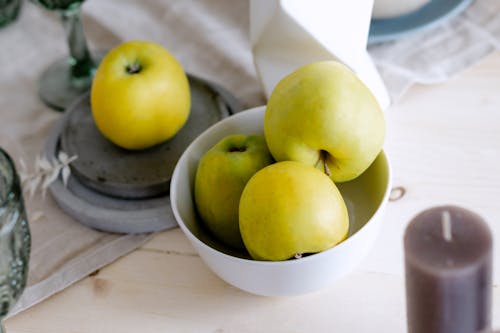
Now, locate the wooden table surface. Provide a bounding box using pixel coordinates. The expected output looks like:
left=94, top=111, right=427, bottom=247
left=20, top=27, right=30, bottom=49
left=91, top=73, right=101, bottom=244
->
left=6, top=52, right=500, bottom=333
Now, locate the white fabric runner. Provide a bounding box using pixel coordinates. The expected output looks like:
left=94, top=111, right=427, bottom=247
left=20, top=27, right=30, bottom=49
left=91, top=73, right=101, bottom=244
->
left=369, top=0, right=500, bottom=102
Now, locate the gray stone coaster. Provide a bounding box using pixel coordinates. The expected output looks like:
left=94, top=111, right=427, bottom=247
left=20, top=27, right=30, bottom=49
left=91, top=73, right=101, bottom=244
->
left=60, top=74, right=240, bottom=199
left=45, top=76, right=242, bottom=234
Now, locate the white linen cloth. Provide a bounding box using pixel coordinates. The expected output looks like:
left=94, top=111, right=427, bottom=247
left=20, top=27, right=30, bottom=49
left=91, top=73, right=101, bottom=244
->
left=369, top=0, right=500, bottom=102
left=1, top=0, right=499, bottom=315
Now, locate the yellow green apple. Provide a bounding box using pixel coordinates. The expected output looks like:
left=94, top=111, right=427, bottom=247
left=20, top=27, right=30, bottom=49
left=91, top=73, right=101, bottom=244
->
left=194, top=134, right=273, bottom=250
left=91, top=40, right=191, bottom=150
left=239, top=161, right=349, bottom=261
left=264, top=61, right=385, bottom=182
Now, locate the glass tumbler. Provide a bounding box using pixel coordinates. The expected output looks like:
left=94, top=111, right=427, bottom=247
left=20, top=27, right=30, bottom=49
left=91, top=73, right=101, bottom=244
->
left=0, top=148, right=31, bottom=332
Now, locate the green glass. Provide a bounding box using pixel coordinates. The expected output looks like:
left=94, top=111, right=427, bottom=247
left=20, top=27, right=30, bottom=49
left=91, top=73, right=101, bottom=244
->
left=31, top=0, right=102, bottom=111
left=0, top=149, right=31, bottom=333
left=0, top=0, right=21, bottom=28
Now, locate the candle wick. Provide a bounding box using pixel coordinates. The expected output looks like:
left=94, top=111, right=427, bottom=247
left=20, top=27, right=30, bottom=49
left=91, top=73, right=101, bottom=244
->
left=441, top=210, right=453, bottom=242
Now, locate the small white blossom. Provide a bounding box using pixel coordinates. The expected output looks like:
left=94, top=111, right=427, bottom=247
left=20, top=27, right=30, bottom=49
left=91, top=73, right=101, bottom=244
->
left=19, top=152, right=78, bottom=198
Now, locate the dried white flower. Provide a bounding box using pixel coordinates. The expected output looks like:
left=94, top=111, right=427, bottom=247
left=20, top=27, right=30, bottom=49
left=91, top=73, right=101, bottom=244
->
left=19, top=152, right=77, bottom=198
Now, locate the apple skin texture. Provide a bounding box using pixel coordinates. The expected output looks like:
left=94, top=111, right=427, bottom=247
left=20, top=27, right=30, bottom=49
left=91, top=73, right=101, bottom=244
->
left=264, top=61, right=385, bottom=182
left=194, top=134, right=274, bottom=250
left=91, top=40, right=191, bottom=150
left=239, top=161, right=349, bottom=261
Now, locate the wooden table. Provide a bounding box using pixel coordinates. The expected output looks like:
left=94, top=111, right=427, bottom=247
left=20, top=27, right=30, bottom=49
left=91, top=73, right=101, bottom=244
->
left=6, top=52, right=500, bottom=333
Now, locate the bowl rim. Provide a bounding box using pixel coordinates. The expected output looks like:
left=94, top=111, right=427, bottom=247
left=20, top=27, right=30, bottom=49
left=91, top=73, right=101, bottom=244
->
left=170, top=106, right=392, bottom=266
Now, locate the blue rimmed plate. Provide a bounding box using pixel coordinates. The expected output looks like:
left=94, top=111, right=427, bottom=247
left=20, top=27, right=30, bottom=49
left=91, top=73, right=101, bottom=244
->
left=368, top=0, right=474, bottom=44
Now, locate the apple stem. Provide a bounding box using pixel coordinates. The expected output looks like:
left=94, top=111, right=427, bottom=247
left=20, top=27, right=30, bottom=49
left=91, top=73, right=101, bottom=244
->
left=229, top=146, right=246, bottom=153
left=324, top=160, right=331, bottom=177
left=320, top=150, right=332, bottom=177
left=126, top=62, right=142, bottom=75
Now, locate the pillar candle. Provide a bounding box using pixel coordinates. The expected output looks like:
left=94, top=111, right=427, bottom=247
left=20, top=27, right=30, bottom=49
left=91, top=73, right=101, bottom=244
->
left=404, top=205, right=493, bottom=333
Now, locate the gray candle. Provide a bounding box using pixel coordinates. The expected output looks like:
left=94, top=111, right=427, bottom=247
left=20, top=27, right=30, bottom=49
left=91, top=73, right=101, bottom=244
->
left=404, top=205, right=493, bottom=333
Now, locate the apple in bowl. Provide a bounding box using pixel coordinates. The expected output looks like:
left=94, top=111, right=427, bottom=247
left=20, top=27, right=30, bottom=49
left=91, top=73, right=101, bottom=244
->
left=239, top=160, right=349, bottom=261
left=264, top=61, right=385, bottom=183
left=194, top=134, right=274, bottom=250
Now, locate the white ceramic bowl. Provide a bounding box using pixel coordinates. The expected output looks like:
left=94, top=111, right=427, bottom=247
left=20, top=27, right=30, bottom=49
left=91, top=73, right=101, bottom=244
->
left=170, top=106, right=392, bottom=296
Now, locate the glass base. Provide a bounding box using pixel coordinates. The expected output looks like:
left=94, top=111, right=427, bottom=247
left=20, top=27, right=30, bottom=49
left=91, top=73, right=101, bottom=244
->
left=38, top=50, right=106, bottom=112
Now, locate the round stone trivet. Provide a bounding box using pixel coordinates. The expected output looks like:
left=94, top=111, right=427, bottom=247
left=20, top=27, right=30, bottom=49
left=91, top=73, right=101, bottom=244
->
left=45, top=117, right=174, bottom=234
left=60, top=74, right=241, bottom=199
left=45, top=76, right=242, bottom=234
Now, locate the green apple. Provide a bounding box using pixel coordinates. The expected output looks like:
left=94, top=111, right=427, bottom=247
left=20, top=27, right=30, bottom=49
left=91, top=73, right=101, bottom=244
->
left=264, top=61, right=385, bottom=182
left=239, top=161, right=349, bottom=261
left=91, top=40, right=191, bottom=150
left=194, top=134, right=273, bottom=250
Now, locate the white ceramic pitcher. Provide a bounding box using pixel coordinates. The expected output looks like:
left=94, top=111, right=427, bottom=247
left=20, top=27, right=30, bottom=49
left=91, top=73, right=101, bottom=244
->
left=250, top=0, right=390, bottom=109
